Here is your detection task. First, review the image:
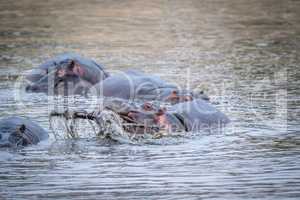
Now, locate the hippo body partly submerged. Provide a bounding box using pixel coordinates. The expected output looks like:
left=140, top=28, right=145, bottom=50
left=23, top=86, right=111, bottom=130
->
left=94, top=70, right=176, bottom=100
left=93, top=70, right=209, bottom=103
left=54, top=98, right=229, bottom=135
left=116, top=98, right=229, bottom=133
left=25, top=53, right=209, bottom=102
left=0, top=116, right=48, bottom=148
left=166, top=99, right=230, bottom=131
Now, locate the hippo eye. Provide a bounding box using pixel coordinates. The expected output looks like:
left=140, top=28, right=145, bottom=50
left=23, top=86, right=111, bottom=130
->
left=143, top=102, right=153, bottom=111
left=0, top=134, right=2, bottom=140
left=68, top=60, right=75, bottom=70
left=19, top=124, right=26, bottom=133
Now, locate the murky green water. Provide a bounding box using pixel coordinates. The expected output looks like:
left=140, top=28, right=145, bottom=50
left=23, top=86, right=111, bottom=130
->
left=0, top=0, right=299, bottom=199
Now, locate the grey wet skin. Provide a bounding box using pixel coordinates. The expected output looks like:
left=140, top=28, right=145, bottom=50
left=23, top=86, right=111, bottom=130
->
left=167, top=99, right=230, bottom=131
left=26, top=72, right=92, bottom=95
left=93, top=70, right=209, bottom=102
left=0, top=116, right=48, bottom=148
left=26, top=54, right=209, bottom=101
left=25, top=53, right=108, bottom=94
left=123, top=99, right=230, bottom=133
left=93, top=70, right=176, bottom=100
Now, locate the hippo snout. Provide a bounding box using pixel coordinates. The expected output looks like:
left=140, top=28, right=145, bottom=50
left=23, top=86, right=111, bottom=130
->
left=25, top=83, right=48, bottom=93
left=25, top=84, right=39, bottom=92
left=25, top=69, right=47, bottom=83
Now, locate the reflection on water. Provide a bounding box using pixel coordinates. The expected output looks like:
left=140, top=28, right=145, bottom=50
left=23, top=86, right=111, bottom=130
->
left=0, top=0, right=299, bottom=199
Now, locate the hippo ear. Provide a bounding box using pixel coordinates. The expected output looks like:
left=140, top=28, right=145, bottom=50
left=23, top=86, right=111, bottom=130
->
left=172, top=90, right=178, bottom=95
left=17, top=124, right=26, bottom=134
left=67, top=60, right=75, bottom=70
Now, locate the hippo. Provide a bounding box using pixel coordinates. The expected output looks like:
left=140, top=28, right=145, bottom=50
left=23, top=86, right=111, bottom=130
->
left=91, top=70, right=209, bottom=103
left=0, top=116, right=48, bottom=148
left=51, top=98, right=229, bottom=136
left=25, top=54, right=208, bottom=101
left=25, top=53, right=108, bottom=95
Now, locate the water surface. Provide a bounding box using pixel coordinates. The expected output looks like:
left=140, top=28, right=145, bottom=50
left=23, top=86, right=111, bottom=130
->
left=0, top=0, right=299, bottom=199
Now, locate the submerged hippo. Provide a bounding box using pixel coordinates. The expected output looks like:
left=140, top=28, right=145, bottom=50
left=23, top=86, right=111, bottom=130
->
left=52, top=98, right=229, bottom=136
left=92, top=70, right=209, bottom=103
left=25, top=54, right=208, bottom=101
left=25, top=53, right=108, bottom=95
left=0, top=116, right=48, bottom=148
left=107, top=98, right=229, bottom=133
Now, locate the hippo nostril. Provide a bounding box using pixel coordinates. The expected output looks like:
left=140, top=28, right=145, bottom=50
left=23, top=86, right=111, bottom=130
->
left=143, top=102, right=153, bottom=111
left=32, top=85, right=39, bottom=91
left=127, top=112, right=136, bottom=119
left=25, top=85, right=31, bottom=91
left=26, top=84, right=39, bottom=92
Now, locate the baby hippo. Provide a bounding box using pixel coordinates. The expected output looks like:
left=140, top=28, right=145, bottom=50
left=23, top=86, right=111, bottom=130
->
left=0, top=116, right=48, bottom=148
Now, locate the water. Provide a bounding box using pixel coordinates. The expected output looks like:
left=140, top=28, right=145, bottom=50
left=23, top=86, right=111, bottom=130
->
left=0, top=0, right=300, bottom=199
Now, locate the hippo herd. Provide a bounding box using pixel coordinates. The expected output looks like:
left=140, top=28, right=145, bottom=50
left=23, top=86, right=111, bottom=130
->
left=0, top=53, right=229, bottom=148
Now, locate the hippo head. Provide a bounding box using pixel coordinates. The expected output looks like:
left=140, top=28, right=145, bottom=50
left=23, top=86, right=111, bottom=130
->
left=26, top=60, right=83, bottom=94
left=0, top=117, right=48, bottom=148
left=25, top=53, right=108, bottom=95
left=165, top=90, right=210, bottom=104
left=165, top=90, right=193, bottom=104
left=107, top=101, right=184, bottom=134
left=0, top=124, right=35, bottom=148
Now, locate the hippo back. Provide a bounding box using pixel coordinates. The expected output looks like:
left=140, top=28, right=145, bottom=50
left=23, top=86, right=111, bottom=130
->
left=97, top=70, right=176, bottom=100
left=169, top=99, right=230, bottom=131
